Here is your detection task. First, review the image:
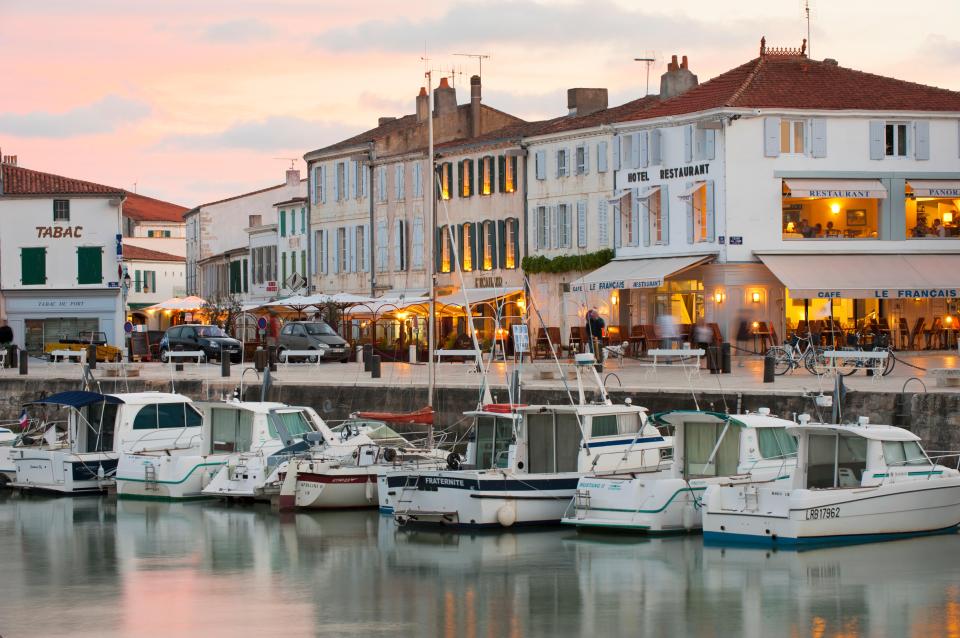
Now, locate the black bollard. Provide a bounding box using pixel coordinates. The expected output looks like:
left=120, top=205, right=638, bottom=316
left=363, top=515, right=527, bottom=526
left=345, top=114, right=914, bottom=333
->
left=253, top=349, right=267, bottom=372
left=721, top=342, right=732, bottom=374
left=371, top=354, right=381, bottom=379
left=267, top=346, right=277, bottom=372
left=87, top=345, right=97, bottom=370
left=127, top=344, right=134, bottom=363
left=19, top=351, right=28, bottom=375
left=763, top=353, right=775, bottom=383
left=707, top=345, right=721, bottom=375
left=221, top=354, right=231, bottom=377
left=7, top=345, right=17, bottom=369
left=363, top=344, right=373, bottom=372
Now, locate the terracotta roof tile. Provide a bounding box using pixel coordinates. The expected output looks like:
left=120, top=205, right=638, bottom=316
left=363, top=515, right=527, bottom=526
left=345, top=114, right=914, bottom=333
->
left=123, top=192, right=189, bottom=223
left=0, top=163, right=122, bottom=196
left=122, top=244, right=185, bottom=262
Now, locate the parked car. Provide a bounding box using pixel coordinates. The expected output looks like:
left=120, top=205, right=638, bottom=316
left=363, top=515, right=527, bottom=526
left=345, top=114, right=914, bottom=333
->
left=159, top=324, right=242, bottom=363
left=278, top=321, right=351, bottom=362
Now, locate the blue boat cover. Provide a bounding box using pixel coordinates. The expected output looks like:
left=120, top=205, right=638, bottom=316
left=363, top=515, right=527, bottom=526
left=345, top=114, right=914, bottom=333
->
left=30, top=391, right=124, bottom=408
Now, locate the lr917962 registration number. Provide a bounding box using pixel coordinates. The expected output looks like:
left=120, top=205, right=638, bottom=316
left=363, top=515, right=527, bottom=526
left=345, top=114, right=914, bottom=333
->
left=805, top=506, right=840, bottom=520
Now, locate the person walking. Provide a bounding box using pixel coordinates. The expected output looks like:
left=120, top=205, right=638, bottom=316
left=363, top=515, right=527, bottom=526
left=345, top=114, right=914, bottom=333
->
left=586, top=308, right=605, bottom=371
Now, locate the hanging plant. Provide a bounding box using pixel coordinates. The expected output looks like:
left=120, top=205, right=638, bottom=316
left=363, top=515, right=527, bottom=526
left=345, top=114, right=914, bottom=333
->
left=521, top=249, right=614, bottom=275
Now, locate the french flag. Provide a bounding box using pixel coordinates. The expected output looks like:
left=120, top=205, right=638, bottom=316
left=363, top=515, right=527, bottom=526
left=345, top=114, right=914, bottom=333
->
left=18, top=409, right=28, bottom=430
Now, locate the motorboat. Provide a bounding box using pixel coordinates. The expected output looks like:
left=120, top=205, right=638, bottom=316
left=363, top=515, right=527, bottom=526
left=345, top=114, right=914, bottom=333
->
left=8, top=391, right=202, bottom=494
left=0, top=426, right=17, bottom=486
left=117, top=401, right=327, bottom=501
left=562, top=409, right=797, bottom=533
left=274, top=421, right=450, bottom=511
left=201, top=411, right=379, bottom=501
left=701, top=415, right=960, bottom=546
left=387, top=353, right=671, bottom=528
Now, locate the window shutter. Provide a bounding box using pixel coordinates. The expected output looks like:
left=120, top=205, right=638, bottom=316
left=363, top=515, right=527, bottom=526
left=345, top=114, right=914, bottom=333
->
left=597, top=141, right=608, bottom=173
left=279, top=210, right=286, bottom=237
left=310, top=166, right=318, bottom=203
left=683, top=126, right=693, bottom=163
left=650, top=129, right=662, bottom=165
left=660, top=184, right=670, bottom=245
left=434, top=227, right=443, bottom=273
left=598, top=199, right=609, bottom=247
left=630, top=191, right=640, bottom=247
left=394, top=164, right=403, bottom=199
left=613, top=205, right=621, bottom=248
left=77, top=246, right=103, bottom=284
left=763, top=117, right=781, bottom=157
left=704, top=129, right=716, bottom=160
left=496, top=219, right=507, bottom=269
left=455, top=224, right=464, bottom=270
left=472, top=221, right=481, bottom=268
left=412, top=162, right=420, bottom=198
left=641, top=195, right=651, bottom=247
left=135, top=269, right=142, bottom=292
left=684, top=183, right=695, bottom=244
left=811, top=118, right=827, bottom=158
left=550, top=206, right=559, bottom=248
left=577, top=200, right=587, bottom=248
left=468, top=159, right=475, bottom=196
left=331, top=232, right=338, bottom=274
left=915, top=121, right=930, bottom=160
left=565, top=147, right=573, bottom=176
left=631, top=133, right=641, bottom=168
left=362, top=223, right=370, bottom=272
left=639, top=131, right=649, bottom=168
left=583, top=144, right=591, bottom=174
left=533, top=151, right=543, bottom=180
left=457, top=160, right=464, bottom=198
left=347, top=161, right=356, bottom=199
left=612, top=136, right=621, bottom=170
left=320, top=166, right=327, bottom=203
left=705, top=180, right=716, bottom=242
left=333, top=166, right=340, bottom=201
left=868, top=120, right=885, bottom=160
left=290, top=209, right=296, bottom=235
left=509, top=218, right=519, bottom=269
left=346, top=226, right=355, bottom=273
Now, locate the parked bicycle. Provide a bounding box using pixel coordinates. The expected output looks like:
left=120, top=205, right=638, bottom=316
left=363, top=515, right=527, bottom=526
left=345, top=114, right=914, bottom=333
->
left=766, top=332, right=828, bottom=375
left=834, top=331, right=896, bottom=377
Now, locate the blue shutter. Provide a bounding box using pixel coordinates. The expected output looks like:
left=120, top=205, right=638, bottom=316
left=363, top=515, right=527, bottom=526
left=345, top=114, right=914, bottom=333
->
left=704, top=129, right=716, bottom=160
left=869, top=120, right=885, bottom=159
left=362, top=223, right=370, bottom=272
left=332, top=231, right=338, bottom=274
left=915, top=121, right=930, bottom=160
left=333, top=166, right=340, bottom=201
left=705, top=180, right=716, bottom=242
left=650, top=129, right=662, bottom=165
left=612, top=136, right=621, bottom=170
left=639, top=131, right=649, bottom=168
left=598, top=199, right=609, bottom=247
left=811, top=119, right=827, bottom=158
left=683, top=126, right=693, bottom=163
left=311, top=166, right=318, bottom=203
left=641, top=193, right=650, bottom=247
left=764, top=117, right=781, bottom=157
left=320, top=166, right=327, bottom=203
left=597, top=141, right=608, bottom=173
left=577, top=200, right=587, bottom=248
left=631, top=134, right=641, bottom=168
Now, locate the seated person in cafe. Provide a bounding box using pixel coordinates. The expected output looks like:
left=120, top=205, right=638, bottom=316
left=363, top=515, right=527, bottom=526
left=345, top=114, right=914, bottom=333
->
left=798, top=219, right=813, bottom=238
left=932, top=218, right=947, bottom=237
left=825, top=220, right=838, bottom=237
left=912, top=220, right=932, bottom=237
left=813, top=222, right=823, bottom=237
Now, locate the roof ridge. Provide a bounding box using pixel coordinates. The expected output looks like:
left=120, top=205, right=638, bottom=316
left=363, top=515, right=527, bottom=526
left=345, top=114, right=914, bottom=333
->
left=727, top=57, right=765, bottom=107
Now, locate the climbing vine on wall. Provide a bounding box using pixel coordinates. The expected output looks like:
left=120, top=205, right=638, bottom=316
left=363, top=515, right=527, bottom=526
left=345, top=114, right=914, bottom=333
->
left=521, top=249, right=614, bottom=275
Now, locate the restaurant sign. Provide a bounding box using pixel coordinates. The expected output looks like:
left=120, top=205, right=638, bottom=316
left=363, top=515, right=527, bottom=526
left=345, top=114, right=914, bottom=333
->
left=797, top=288, right=960, bottom=300
left=626, top=162, right=710, bottom=185
left=570, top=277, right=662, bottom=293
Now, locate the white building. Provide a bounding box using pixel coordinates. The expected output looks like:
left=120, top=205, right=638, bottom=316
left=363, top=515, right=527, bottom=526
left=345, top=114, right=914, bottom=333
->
left=0, top=160, right=126, bottom=352
left=572, top=42, right=960, bottom=347
left=123, top=244, right=186, bottom=330
left=121, top=193, right=188, bottom=258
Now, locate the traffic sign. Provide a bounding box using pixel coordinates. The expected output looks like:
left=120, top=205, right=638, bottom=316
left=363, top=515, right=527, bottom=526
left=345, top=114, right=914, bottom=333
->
left=123, top=321, right=134, bottom=334
left=257, top=316, right=268, bottom=330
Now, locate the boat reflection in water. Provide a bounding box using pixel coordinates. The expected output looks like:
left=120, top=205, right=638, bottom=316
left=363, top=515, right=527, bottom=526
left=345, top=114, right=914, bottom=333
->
left=0, top=492, right=958, bottom=637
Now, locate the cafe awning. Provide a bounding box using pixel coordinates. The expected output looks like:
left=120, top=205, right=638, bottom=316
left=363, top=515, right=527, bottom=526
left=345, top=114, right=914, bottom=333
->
left=569, top=255, right=713, bottom=293
left=757, top=253, right=960, bottom=299
left=907, top=180, right=960, bottom=198
left=436, top=287, right=523, bottom=308
left=783, top=179, right=888, bottom=199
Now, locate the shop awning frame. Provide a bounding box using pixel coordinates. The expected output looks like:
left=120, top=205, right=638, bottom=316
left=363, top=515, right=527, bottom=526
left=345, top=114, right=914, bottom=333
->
left=569, top=255, right=714, bottom=294
left=906, top=180, right=960, bottom=198
left=783, top=179, right=888, bottom=199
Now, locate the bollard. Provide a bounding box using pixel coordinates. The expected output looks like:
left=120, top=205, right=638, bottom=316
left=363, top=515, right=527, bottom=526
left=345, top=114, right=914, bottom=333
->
left=356, top=345, right=363, bottom=363
left=371, top=354, right=381, bottom=379
left=87, top=345, right=97, bottom=370
left=19, top=350, right=28, bottom=375
left=763, top=353, right=775, bottom=383
left=409, top=344, right=417, bottom=363
left=253, top=349, right=267, bottom=372
left=707, top=345, right=721, bottom=375
left=267, top=346, right=277, bottom=372
left=721, top=342, right=732, bottom=374
left=127, top=345, right=134, bottom=363
left=221, top=354, right=231, bottom=378
left=363, top=344, right=373, bottom=372
left=7, top=345, right=18, bottom=369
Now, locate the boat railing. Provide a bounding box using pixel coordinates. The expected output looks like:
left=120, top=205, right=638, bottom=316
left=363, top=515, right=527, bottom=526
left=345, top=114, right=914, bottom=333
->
left=741, top=452, right=797, bottom=481
left=129, top=427, right=202, bottom=454
left=588, top=451, right=672, bottom=478
left=925, top=451, right=960, bottom=471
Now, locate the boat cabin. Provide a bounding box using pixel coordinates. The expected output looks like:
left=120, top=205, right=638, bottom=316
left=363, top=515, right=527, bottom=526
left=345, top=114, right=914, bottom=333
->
left=197, top=402, right=321, bottom=456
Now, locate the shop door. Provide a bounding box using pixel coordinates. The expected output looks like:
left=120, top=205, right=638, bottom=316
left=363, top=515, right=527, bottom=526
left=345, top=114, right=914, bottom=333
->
left=25, top=320, right=45, bottom=354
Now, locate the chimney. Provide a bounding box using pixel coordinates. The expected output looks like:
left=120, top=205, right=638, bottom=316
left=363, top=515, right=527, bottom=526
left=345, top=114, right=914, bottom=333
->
left=248, top=214, right=262, bottom=227
left=378, top=116, right=397, bottom=126
left=470, top=75, right=482, bottom=137
left=433, top=76, right=457, bottom=116
left=285, top=168, right=300, bottom=188
left=416, top=87, right=429, bottom=122
left=567, top=88, right=608, bottom=117
left=659, top=54, right=698, bottom=100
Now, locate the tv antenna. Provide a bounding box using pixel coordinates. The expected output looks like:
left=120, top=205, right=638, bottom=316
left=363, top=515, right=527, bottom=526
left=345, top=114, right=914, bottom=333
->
left=273, top=157, right=298, bottom=169
left=633, top=53, right=657, bottom=96
left=453, top=53, right=490, bottom=77
left=801, top=0, right=813, bottom=58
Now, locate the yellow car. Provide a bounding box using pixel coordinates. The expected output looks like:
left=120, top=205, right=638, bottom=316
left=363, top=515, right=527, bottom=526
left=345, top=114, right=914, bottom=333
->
left=44, top=331, right=122, bottom=362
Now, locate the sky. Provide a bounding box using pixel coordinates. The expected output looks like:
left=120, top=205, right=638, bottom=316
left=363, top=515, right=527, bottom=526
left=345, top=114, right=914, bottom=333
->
left=2, top=0, right=959, bottom=207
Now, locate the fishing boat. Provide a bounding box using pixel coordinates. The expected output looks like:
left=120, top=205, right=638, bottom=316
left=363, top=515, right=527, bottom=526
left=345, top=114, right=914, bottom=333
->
left=701, top=415, right=960, bottom=546
left=8, top=391, right=201, bottom=494
left=562, top=409, right=797, bottom=533
left=387, top=353, right=671, bottom=528
left=116, top=401, right=326, bottom=501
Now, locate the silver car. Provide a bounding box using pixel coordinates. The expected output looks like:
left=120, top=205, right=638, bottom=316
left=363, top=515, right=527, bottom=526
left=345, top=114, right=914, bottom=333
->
left=278, top=321, right=351, bottom=362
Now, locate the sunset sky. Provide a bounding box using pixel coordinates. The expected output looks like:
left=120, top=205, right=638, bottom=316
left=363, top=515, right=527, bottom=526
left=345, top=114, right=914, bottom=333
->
left=3, top=0, right=959, bottom=206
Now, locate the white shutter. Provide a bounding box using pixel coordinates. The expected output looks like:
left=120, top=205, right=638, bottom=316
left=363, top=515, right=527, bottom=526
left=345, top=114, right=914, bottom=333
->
left=412, top=162, right=421, bottom=197
left=639, top=131, right=649, bottom=168
left=332, top=228, right=340, bottom=274
left=376, top=218, right=387, bottom=271
left=630, top=190, right=640, bottom=246
left=583, top=144, right=590, bottom=174
left=320, top=166, right=327, bottom=204
left=577, top=200, right=587, bottom=248
left=612, top=136, right=621, bottom=170
left=347, top=226, right=355, bottom=272
left=550, top=205, right=558, bottom=248
left=660, top=184, right=670, bottom=246
left=566, top=147, right=573, bottom=176
left=684, top=125, right=693, bottom=163
left=704, top=129, right=716, bottom=160
left=869, top=120, right=885, bottom=160
left=349, top=161, right=357, bottom=199
left=685, top=183, right=694, bottom=244
left=631, top=133, right=641, bottom=168
left=361, top=164, right=369, bottom=197
left=322, top=230, right=329, bottom=274
left=395, top=164, right=404, bottom=199
left=650, top=129, right=662, bottom=165
left=362, top=223, right=370, bottom=272
left=310, top=166, right=318, bottom=203
left=811, top=119, right=827, bottom=158
left=641, top=194, right=650, bottom=247
left=915, top=121, right=930, bottom=160
left=597, top=141, right=608, bottom=173
left=597, top=199, right=609, bottom=246
left=535, top=150, right=546, bottom=180
left=333, top=164, right=341, bottom=201
left=764, top=117, right=781, bottom=157
left=705, top=180, right=716, bottom=242
left=413, top=216, right=424, bottom=269
left=613, top=205, right=621, bottom=248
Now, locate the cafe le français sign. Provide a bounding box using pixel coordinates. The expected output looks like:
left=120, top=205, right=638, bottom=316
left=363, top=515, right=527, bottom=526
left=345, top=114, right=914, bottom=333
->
left=803, top=288, right=960, bottom=300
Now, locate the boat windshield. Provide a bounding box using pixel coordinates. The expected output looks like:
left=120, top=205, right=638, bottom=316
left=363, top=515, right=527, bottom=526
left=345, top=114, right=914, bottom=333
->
left=366, top=424, right=408, bottom=443
left=806, top=433, right=867, bottom=488
left=526, top=412, right=581, bottom=474
left=757, top=427, right=798, bottom=460
left=883, top=440, right=928, bottom=467
left=474, top=416, right=513, bottom=469
left=683, top=420, right=740, bottom=478
left=269, top=410, right=315, bottom=439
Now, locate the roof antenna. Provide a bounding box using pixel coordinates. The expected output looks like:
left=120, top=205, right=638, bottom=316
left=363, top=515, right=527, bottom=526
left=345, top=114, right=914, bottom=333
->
left=802, top=0, right=813, bottom=58
left=273, top=158, right=298, bottom=169
left=633, top=53, right=657, bottom=97
left=453, top=53, right=491, bottom=78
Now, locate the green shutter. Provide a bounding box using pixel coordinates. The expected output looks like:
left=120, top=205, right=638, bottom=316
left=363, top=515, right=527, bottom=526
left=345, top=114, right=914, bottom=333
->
left=435, top=227, right=443, bottom=273
left=243, top=259, right=249, bottom=292
left=510, top=157, right=518, bottom=192
left=280, top=210, right=287, bottom=237
left=301, top=208, right=306, bottom=235
left=457, top=161, right=464, bottom=198
left=510, top=218, right=520, bottom=269
left=21, top=248, right=46, bottom=285
left=301, top=251, right=306, bottom=277
left=472, top=221, right=481, bottom=270
left=487, top=221, right=497, bottom=270
left=282, top=252, right=287, bottom=283
left=497, top=220, right=507, bottom=269
left=457, top=224, right=465, bottom=270
left=134, top=269, right=142, bottom=292
left=498, top=156, right=506, bottom=193
left=445, top=164, right=453, bottom=198
left=77, top=246, right=103, bottom=284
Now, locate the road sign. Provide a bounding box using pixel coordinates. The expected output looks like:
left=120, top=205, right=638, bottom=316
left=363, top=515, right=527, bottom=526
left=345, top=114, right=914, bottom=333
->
left=123, top=321, right=134, bottom=334
left=257, top=316, right=268, bottom=330
left=286, top=273, right=307, bottom=291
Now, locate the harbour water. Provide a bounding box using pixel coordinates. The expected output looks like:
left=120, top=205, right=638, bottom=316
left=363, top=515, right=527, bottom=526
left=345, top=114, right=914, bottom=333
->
left=1, top=493, right=958, bottom=638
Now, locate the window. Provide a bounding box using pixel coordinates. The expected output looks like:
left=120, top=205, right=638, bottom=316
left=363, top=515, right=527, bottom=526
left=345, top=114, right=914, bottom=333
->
left=556, top=148, right=569, bottom=177
left=623, top=192, right=636, bottom=246
left=780, top=120, right=805, bottom=154
left=337, top=227, right=348, bottom=272
left=648, top=191, right=663, bottom=244
left=757, top=428, right=798, bottom=460
left=536, top=206, right=549, bottom=249
left=77, top=247, right=103, bottom=284
left=394, top=219, right=406, bottom=271
left=210, top=408, right=254, bottom=454
left=377, top=166, right=387, bottom=203
left=504, top=218, right=517, bottom=269
left=886, top=123, right=908, bottom=157
left=412, top=162, right=423, bottom=198
left=53, top=199, right=70, bottom=222
left=591, top=415, right=618, bottom=437
left=251, top=245, right=277, bottom=283
left=781, top=180, right=880, bottom=240
left=133, top=403, right=202, bottom=430
left=692, top=184, right=708, bottom=242
left=906, top=182, right=959, bottom=238
left=440, top=225, right=451, bottom=273
left=21, top=247, right=47, bottom=285
left=271, top=410, right=315, bottom=439
left=575, top=145, right=587, bottom=175
left=883, top=441, right=928, bottom=467
left=136, top=270, right=157, bottom=293
left=394, top=163, right=405, bottom=200
left=438, top=163, right=452, bottom=200
left=534, top=150, right=546, bottom=180
left=355, top=225, right=367, bottom=272
left=462, top=223, right=473, bottom=271
left=503, top=155, right=516, bottom=193
left=480, top=156, right=493, bottom=195
left=336, top=162, right=346, bottom=201
left=482, top=220, right=494, bottom=270
left=412, top=216, right=424, bottom=269
left=459, top=159, right=473, bottom=197
left=557, top=203, right=571, bottom=248
left=355, top=162, right=364, bottom=200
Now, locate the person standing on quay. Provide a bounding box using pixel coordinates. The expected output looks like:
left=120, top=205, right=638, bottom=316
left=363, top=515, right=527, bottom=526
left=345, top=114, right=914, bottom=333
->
left=586, top=308, right=605, bottom=372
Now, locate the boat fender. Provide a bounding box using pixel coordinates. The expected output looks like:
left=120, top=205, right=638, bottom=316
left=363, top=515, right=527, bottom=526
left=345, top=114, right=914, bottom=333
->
left=682, top=504, right=697, bottom=530
left=497, top=501, right=517, bottom=527
left=383, top=447, right=397, bottom=463
left=446, top=452, right=462, bottom=471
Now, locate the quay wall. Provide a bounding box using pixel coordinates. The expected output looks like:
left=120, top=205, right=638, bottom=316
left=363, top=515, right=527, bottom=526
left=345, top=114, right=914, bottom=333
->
left=0, top=377, right=957, bottom=450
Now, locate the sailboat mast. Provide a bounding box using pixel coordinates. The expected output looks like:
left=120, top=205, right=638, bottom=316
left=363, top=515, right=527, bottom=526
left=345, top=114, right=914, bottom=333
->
left=426, top=71, right=436, bottom=448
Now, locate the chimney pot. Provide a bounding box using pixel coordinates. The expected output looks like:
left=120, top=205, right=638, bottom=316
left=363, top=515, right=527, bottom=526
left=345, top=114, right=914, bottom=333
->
left=433, top=76, right=457, bottom=117
left=681, top=55, right=688, bottom=69
left=659, top=54, right=699, bottom=100
left=418, top=86, right=427, bottom=97
left=438, top=77, right=451, bottom=89
left=285, top=168, right=300, bottom=188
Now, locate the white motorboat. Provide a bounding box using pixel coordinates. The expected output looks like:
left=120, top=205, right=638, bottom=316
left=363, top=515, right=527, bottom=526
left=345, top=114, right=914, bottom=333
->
left=201, top=410, right=375, bottom=501
left=275, top=421, right=449, bottom=511
left=117, top=401, right=327, bottom=501
left=562, top=409, right=797, bottom=533
left=702, top=415, right=960, bottom=546
left=387, top=354, right=671, bottom=528
left=0, top=426, right=18, bottom=486
left=9, top=391, right=201, bottom=494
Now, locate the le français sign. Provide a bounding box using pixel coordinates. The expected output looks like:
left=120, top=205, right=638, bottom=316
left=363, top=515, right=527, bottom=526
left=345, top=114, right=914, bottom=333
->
left=806, top=288, right=959, bottom=300
left=36, top=226, right=83, bottom=238
left=625, top=162, right=711, bottom=184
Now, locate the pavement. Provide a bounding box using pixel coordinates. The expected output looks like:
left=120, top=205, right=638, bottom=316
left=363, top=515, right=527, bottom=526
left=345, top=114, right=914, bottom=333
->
left=4, top=349, right=959, bottom=396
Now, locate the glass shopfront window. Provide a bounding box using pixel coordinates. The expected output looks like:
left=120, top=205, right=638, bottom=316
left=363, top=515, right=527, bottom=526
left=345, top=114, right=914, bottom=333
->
left=781, top=180, right=884, bottom=240
left=654, top=279, right=704, bottom=325
left=906, top=182, right=960, bottom=238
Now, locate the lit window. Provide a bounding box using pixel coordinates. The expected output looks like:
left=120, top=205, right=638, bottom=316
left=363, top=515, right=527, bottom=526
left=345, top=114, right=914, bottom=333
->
left=481, top=157, right=492, bottom=195
left=462, top=223, right=473, bottom=271
left=885, top=123, right=908, bottom=157
left=504, top=156, right=515, bottom=193
left=483, top=221, right=493, bottom=270
left=439, top=164, right=451, bottom=200
left=461, top=160, right=472, bottom=198
left=649, top=193, right=663, bottom=244
left=780, top=120, right=805, bottom=154
left=440, top=225, right=451, bottom=272
left=505, top=220, right=516, bottom=269
left=693, top=185, right=708, bottom=242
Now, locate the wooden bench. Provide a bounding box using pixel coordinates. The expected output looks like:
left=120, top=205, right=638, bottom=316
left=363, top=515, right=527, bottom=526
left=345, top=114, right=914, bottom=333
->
left=930, top=368, right=960, bottom=388
left=279, top=349, right=324, bottom=366
left=162, top=350, right=206, bottom=365
left=643, top=348, right=705, bottom=378
left=48, top=349, right=87, bottom=364
left=822, top=350, right=888, bottom=378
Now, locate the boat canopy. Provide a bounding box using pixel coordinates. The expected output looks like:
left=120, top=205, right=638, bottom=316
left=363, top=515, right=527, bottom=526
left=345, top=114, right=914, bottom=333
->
left=787, top=422, right=920, bottom=442
left=29, top=391, right=125, bottom=409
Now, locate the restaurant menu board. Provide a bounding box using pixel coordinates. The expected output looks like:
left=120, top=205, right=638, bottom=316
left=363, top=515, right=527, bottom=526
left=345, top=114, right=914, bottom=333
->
left=512, top=325, right=529, bottom=353
left=129, top=332, right=151, bottom=359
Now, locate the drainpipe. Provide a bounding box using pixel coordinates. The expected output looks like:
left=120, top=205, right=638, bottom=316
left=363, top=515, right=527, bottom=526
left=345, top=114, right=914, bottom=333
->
left=305, top=158, right=314, bottom=294
left=368, top=143, right=376, bottom=297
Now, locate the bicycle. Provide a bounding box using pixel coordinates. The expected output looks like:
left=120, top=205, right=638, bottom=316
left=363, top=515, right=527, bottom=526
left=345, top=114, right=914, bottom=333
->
left=766, top=332, right=828, bottom=375
left=834, top=331, right=895, bottom=377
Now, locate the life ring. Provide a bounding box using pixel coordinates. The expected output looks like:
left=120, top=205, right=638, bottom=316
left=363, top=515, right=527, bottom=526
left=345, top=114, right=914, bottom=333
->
left=446, top=452, right=462, bottom=471
left=382, top=447, right=397, bottom=463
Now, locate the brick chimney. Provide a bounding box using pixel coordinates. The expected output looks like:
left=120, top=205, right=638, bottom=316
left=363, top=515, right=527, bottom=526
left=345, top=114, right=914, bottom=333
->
left=659, top=54, right=698, bottom=100
left=378, top=116, right=397, bottom=126
left=567, top=88, right=608, bottom=117
left=433, top=77, right=457, bottom=116
left=470, top=75, right=482, bottom=137
left=416, top=87, right=429, bottom=122
left=285, top=168, right=300, bottom=187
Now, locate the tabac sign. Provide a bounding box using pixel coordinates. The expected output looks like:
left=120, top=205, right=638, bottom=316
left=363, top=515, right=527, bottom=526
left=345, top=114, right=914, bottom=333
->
left=36, top=226, right=83, bottom=238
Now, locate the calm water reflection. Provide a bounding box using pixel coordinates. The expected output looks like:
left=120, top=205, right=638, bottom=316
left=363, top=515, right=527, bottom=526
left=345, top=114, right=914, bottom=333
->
left=0, top=491, right=958, bottom=638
